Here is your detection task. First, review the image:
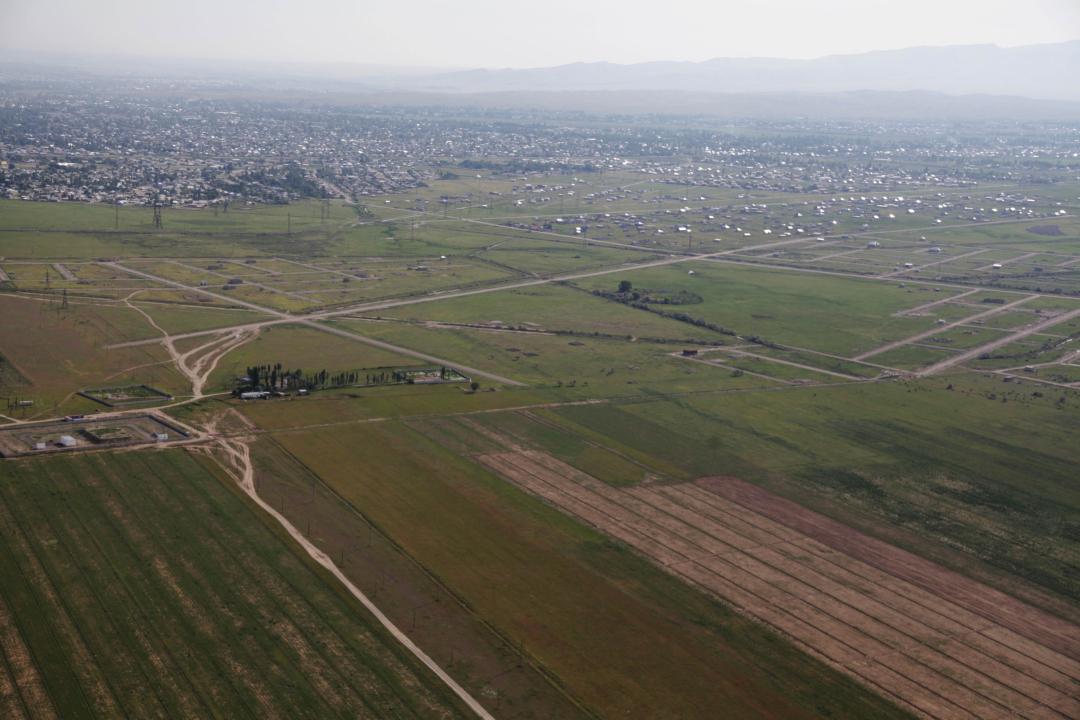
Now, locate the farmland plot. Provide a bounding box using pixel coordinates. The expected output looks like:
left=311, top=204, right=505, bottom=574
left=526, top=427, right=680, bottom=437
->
left=472, top=424, right=1080, bottom=720
left=0, top=449, right=469, bottom=719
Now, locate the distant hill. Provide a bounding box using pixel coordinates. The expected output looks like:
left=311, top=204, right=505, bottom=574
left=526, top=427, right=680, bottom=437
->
left=389, top=42, right=1080, bottom=103
left=5, top=42, right=1080, bottom=120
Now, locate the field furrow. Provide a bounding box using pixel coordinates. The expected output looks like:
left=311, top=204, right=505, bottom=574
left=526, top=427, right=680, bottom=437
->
left=0, top=594, right=36, bottom=720
left=478, top=449, right=1080, bottom=720
left=698, top=477, right=1080, bottom=664
left=0, top=478, right=123, bottom=718
left=670, top=484, right=1080, bottom=693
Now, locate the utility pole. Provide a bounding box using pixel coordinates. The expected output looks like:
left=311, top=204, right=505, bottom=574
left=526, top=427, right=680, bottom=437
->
left=114, top=201, right=119, bottom=230
left=287, top=213, right=291, bottom=235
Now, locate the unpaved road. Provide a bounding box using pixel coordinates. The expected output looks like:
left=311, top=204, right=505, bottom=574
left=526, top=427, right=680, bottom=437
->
left=205, top=417, right=496, bottom=720
left=916, top=307, right=1080, bottom=377
left=854, top=295, right=1036, bottom=361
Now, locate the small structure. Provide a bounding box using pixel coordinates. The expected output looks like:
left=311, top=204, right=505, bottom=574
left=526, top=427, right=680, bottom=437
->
left=240, top=391, right=270, bottom=400
left=153, top=432, right=169, bottom=442
left=58, top=435, right=77, bottom=448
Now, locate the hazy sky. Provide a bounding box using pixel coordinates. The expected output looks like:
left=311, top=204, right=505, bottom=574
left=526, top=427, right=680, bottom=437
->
left=3, top=0, right=1079, bottom=68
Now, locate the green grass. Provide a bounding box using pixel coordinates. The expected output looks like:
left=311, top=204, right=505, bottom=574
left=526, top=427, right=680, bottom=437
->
left=869, top=344, right=957, bottom=371
left=462, top=411, right=654, bottom=486
left=572, top=262, right=963, bottom=355
left=328, top=318, right=777, bottom=397
left=0, top=294, right=189, bottom=415
left=379, top=283, right=729, bottom=341
left=0, top=449, right=469, bottom=719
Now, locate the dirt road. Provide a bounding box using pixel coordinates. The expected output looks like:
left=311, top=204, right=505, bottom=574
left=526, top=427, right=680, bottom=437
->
left=916, top=307, right=1080, bottom=377
left=205, top=417, right=496, bottom=720
left=854, top=295, right=1036, bottom=361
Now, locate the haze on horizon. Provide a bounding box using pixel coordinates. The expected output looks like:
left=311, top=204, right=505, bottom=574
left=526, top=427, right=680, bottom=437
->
left=2, top=0, right=1079, bottom=70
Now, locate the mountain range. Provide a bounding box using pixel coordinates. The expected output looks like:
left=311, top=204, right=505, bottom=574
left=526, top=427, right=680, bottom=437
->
left=387, top=42, right=1080, bottom=102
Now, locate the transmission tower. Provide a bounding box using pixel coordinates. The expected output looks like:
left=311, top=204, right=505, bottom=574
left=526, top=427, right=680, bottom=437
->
left=152, top=204, right=163, bottom=229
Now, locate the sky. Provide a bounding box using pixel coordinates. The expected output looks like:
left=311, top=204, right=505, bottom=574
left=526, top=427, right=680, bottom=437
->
left=2, top=0, right=1079, bottom=69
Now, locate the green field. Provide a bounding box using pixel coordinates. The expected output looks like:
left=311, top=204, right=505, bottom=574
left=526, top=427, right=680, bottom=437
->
left=572, top=262, right=964, bottom=356
left=0, top=449, right=469, bottom=719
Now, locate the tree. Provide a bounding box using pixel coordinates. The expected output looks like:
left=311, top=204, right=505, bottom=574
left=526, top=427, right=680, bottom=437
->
left=469, top=381, right=480, bottom=392
left=617, top=280, right=633, bottom=294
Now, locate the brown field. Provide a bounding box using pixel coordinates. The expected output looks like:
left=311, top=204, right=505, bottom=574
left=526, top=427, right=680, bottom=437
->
left=471, top=424, right=1080, bottom=720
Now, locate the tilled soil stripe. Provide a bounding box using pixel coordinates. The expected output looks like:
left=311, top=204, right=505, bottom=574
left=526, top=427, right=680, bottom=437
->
left=0, top=594, right=33, bottom=720
left=525, top=457, right=1069, bottom=718
left=655, top=485, right=1078, bottom=708
left=699, top=477, right=1080, bottom=664
left=481, top=453, right=993, bottom=720
left=673, top=484, right=1080, bottom=688
left=634, top=490, right=1070, bottom=717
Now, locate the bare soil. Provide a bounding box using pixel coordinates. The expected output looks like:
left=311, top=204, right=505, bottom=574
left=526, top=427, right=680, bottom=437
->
left=474, top=435, right=1080, bottom=720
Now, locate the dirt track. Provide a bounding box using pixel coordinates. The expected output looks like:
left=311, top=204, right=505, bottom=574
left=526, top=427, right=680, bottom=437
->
left=206, top=416, right=496, bottom=720
left=472, top=429, right=1079, bottom=720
